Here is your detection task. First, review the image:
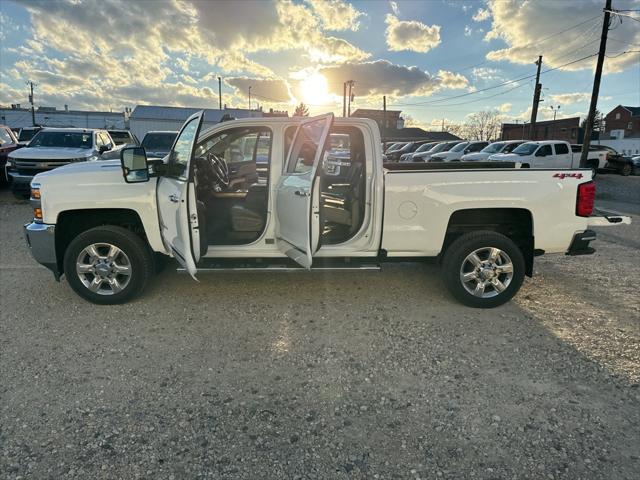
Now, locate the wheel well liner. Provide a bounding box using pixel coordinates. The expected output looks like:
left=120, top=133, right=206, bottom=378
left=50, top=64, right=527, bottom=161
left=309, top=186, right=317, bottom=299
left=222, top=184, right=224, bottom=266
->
left=443, top=208, right=534, bottom=276
left=55, top=209, right=148, bottom=273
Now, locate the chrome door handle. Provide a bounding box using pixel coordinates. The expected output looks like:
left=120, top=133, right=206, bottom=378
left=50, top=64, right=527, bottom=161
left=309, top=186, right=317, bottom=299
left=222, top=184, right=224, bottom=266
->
left=169, top=194, right=180, bottom=203
left=294, top=190, right=310, bottom=197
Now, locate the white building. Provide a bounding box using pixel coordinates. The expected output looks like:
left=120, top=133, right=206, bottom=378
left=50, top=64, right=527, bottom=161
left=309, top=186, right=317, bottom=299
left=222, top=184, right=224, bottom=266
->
left=0, top=105, right=126, bottom=130
left=128, top=105, right=263, bottom=140
left=595, top=138, right=640, bottom=157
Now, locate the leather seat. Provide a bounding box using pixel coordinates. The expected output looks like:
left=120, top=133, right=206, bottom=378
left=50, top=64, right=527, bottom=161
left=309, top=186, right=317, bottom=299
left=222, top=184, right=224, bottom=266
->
left=230, top=183, right=267, bottom=232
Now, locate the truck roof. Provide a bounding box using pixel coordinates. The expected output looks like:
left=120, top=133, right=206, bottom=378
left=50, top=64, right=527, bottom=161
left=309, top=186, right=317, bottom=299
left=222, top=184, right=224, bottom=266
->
left=38, top=127, right=104, bottom=133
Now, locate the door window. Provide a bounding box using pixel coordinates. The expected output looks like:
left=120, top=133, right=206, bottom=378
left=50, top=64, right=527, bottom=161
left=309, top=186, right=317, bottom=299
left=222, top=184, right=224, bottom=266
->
left=167, top=117, right=199, bottom=180
left=536, top=145, right=552, bottom=156
left=554, top=143, right=569, bottom=155
left=95, top=133, right=104, bottom=148
left=286, top=119, right=329, bottom=174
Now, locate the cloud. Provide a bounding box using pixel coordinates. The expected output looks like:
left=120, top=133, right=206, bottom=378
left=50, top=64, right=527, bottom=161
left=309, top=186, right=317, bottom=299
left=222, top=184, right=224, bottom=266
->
left=384, top=14, right=441, bottom=53
left=464, top=25, right=473, bottom=36
left=389, top=1, right=399, bottom=15
left=498, top=102, right=512, bottom=113
left=304, top=0, right=364, bottom=31
left=472, top=67, right=501, bottom=81
left=317, top=60, right=468, bottom=99
left=472, top=8, right=491, bottom=22
left=483, top=0, right=640, bottom=73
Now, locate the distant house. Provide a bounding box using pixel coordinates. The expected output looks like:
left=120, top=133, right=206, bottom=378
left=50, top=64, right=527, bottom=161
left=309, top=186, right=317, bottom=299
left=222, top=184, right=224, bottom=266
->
left=128, top=105, right=262, bottom=140
left=604, top=105, right=640, bottom=139
left=501, top=117, right=580, bottom=143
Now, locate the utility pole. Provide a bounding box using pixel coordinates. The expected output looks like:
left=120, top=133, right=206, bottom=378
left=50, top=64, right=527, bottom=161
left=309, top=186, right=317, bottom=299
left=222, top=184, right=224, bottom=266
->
left=529, top=56, right=543, bottom=140
left=346, top=80, right=355, bottom=116
left=382, top=95, right=387, bottom=149
left=441, top=118, right=445, bottom=132
left=342, top=82, right=347, bottom=117
left=248, top=86, right=251, bottom=111
left=218, top=76, right=222, bottom=110
left=27, top=81, right=36, bottom=126
left=581, top=0, right=611, bottom=167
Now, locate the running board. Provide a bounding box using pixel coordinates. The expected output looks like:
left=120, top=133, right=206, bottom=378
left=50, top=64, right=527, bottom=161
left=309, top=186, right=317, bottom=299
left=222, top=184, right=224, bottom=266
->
left=177, top=257, right=381, bottom=273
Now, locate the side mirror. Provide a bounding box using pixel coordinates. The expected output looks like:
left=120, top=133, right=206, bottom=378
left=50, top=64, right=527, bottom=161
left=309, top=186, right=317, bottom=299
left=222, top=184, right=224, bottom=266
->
left=120, top=146, right=149, bottom=183
left=99, top=144, right=111, bottom=154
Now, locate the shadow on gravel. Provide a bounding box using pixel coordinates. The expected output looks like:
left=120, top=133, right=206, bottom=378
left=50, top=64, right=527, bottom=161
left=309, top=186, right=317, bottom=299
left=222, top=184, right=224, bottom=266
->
left=3, top=259, right=639, bottom=479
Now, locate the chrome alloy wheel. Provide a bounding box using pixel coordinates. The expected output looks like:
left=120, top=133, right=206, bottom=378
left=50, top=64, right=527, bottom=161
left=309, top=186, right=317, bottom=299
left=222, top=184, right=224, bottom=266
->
left=459, top=247, right=514, bottom=298
left=76, top=243, right=132, bottom=296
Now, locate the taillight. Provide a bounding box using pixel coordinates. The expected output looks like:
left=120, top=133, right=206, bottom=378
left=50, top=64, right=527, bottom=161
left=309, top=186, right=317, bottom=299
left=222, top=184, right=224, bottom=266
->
left=576, top=181, right=595, bottom=217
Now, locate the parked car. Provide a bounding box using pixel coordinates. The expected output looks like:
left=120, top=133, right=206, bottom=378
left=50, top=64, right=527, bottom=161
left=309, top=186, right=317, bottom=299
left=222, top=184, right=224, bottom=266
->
left=631, top=155, right=640, bottom=175
left=461, top=140, right=525, bottom=162
left=6, top=128, right=118, bottom=196
left=108, top=130, right=139, bottom=146
left=386, top=141, right=433, bottom=162
left=0, top=125, right=22, bottom=182
left=140, top=131, right=178, bottom=159
left=489, top=141, right=603, bottom=170
left=17, top=126, right=43, bottom=145
left=411, top=141, right=460, bottom=162
left=587, top=144, right=634, bottom=176
left=430, top=141, right=489, bottom=162
left=399, top=142, right=438, bottom=162
left=24, top=112, right=630, bottom=308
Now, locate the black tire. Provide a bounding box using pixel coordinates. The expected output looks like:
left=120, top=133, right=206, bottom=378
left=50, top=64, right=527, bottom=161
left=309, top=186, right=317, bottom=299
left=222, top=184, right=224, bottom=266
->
left=620, top=163, right=632, bottom=176
left=63, top=225, right=154, bottom=305
left=441, top=231, right=525, bottom=308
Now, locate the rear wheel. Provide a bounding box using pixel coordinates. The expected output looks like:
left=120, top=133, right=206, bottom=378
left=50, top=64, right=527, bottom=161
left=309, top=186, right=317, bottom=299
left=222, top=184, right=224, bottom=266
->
left=441, top=231, right=525, bottom=308
left=63, top=225, right=153, bottom=305
left=620, top=163, right=632, bottom=176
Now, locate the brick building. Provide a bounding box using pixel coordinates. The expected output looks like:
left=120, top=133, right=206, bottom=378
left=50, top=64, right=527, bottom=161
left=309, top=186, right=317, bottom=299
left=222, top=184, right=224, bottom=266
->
left=604, top=105, right=640, bottom=139
left=501, top=117, right=580, bottom=143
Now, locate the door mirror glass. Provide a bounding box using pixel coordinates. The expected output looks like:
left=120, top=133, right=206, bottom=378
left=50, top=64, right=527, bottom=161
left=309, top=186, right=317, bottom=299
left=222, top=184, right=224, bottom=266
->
left=99, top=144, right=110, bottom=154
left=120, top=146, right=149, bottom=183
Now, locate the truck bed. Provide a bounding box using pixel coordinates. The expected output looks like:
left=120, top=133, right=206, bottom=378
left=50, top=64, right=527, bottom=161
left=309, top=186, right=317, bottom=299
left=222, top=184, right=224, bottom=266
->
left=383, top=161, right=520, bottom=171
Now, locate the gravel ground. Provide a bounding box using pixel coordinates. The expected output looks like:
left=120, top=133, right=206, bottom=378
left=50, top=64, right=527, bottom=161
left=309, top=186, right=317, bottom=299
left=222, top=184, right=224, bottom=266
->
left=1, top=178, right=639, bottom=480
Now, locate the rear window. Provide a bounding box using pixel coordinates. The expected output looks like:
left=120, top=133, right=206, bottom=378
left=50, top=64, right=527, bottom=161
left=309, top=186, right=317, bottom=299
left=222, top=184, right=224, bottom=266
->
left=554, top=143, right=569, bottom=154
left=142, top=133, right=177, bottom=151
left=109, top=131, right=133, bottom=145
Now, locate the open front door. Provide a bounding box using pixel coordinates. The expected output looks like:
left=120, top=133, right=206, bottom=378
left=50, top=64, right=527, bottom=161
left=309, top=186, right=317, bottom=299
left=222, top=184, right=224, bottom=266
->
left=156, top=111, right=205, bottom=277
left=275, top=113, right=334, bottom=268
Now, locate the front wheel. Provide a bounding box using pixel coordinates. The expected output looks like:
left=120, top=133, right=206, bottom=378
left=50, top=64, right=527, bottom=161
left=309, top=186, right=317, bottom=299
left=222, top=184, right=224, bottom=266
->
left=63, top=225, right=154, bottom=305
left=620, top=163, right=632, bottom=176
left=441, top=231, right=525, bottom=308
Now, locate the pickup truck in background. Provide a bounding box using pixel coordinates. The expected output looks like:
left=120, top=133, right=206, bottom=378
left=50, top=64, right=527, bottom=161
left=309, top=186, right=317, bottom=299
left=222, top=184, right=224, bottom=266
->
left=24, top=113, right=630, bottom=308
left=16, top=126, right=42, bottom=146
left=461, top=140, right=526, bottom=162
left=6, top=128, right=120, bottom=197
left=430, top=141, right=489, bottom=162
left=140, top=130, right=178, bottom=159
left=0, top=125, right=22, bottom=181
left=489, top=140, right=604, bottom=171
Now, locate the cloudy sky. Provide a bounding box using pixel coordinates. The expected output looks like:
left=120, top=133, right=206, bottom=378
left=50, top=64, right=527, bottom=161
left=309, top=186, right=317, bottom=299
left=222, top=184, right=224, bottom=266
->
left=1, top=0, right=638, bottom=129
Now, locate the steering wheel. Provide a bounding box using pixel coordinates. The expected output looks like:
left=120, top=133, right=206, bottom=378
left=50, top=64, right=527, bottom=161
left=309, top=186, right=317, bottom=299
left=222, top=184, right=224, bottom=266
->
left=208, top=153, right=229, bottom=187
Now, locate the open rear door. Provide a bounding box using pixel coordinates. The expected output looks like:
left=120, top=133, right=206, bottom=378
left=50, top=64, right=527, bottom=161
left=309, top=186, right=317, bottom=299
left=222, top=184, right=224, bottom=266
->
left=156, top=111, right=205, bottom=277
left=275, top=113, right=334, bottom=268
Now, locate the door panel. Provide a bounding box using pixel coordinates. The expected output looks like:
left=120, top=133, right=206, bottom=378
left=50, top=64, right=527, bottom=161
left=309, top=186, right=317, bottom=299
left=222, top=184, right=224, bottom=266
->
left=275, top=114, right=334, bottom=268
left=156, top=111, right=205, bottom=276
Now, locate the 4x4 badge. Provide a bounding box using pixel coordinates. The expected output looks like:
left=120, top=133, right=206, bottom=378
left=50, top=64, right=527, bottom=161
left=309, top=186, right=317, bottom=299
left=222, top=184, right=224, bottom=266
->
left=553, top=173, right=584, bottom=179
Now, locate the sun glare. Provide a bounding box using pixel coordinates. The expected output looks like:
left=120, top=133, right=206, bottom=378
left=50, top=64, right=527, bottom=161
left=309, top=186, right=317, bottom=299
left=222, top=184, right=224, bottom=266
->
left=300, top=73, right=330, bottom=105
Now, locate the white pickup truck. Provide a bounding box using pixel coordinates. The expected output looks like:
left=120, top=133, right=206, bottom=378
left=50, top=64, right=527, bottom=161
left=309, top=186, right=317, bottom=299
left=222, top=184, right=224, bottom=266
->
left=24, top=112, right=630, bottom=308
left=488, top=140, right=605, bottom=171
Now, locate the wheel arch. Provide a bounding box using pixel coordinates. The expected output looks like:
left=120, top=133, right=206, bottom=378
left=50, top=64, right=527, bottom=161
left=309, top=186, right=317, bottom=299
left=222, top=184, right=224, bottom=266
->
left=442, top=208, right=535, bottom=276
left=55, top=208, right=150, bottom=274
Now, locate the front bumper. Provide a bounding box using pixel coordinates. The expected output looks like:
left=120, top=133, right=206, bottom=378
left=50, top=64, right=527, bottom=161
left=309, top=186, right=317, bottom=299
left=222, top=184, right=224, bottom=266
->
left=7, top=170, right=34, bottom=192
left=23, top=222, right=60, bottom=280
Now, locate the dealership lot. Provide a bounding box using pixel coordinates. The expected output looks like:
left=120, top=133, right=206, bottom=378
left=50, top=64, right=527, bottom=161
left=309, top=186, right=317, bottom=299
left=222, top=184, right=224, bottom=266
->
left=1, top=175, right=639, bottom=479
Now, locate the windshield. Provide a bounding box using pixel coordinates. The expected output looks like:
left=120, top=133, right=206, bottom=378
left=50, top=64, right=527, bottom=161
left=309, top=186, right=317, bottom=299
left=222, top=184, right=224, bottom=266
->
left=18, top=129, right=39, bottom=142
left=0, top=128, right=13, bottom=146
left=29, top=131, right=93, bottom=149
left=512, top=143, right=539, bottom=155
left=142, top=133, right=177, bottom=151
left=482, top=142, right=505, bottom=153
left=414, top=142, right=435, bottom=153
left=109, top=131, right=133, bottom=145
left=450, top=142, right=469, bottom=152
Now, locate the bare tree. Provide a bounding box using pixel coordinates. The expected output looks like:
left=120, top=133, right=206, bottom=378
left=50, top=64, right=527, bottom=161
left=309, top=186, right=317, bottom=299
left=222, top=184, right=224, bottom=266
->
left=464, top=110, right=503, bottom=141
